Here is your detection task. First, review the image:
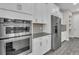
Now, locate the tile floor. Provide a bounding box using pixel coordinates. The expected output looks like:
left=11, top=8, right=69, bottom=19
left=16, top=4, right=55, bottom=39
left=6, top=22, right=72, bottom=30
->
left=46, top=39, right=79, bottom=55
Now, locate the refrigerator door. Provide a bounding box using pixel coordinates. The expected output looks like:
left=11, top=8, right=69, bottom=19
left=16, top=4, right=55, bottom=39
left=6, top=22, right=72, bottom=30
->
left=51, top=15, right=61, bottom=50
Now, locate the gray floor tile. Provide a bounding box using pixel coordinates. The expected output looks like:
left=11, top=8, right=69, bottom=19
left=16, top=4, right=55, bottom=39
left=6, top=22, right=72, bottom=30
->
left=46, top=39, right=79, bottom=55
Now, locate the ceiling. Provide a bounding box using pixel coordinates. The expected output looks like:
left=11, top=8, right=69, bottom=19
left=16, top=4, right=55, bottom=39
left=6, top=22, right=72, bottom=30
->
left=55, top=3, right=79, bottom=13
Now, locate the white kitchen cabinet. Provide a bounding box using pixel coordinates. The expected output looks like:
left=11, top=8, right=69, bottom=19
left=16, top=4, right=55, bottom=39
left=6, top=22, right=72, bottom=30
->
left=29, top=35, right=51, bottom=55
left=0, top=3, right=33, bottom=14
left=41, top=37, right=46, bottom=54
left=0, top=9, right=33, bottom=20
left=32, top=4, right=49, bottom=24
left=19, top=3, right=34, bottom=14
left=0, top=3, right=16, bottom=11
left=32, top=4, right=42, bottom=23
left=42, top=4, right=49, bottom=24
left=0, top=3, right=49, bottom=23
left=41, top=35, right=51, bottom=54
left=30, top=37, right=42, bottom=55
left=0, top=3, right=33, bottom=20
left=46, top=35, right=51, bottom=51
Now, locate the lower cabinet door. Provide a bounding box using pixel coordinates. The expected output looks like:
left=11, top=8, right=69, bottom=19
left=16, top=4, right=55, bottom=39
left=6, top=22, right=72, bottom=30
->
left=41, top=35, right=51, bottom=54
left=42, top=36, right=50, bottom=54
left=32, top=38, right=41, bottom=55
left=46, top=35, right=51, bottom=51
left=41, top=38, right=46, bottom=54
left=29, top=35, right=51, bottom=55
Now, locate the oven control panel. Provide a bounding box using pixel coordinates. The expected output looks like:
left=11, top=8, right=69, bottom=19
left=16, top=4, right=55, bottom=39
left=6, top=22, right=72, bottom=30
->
left=0, top=18, right=31, bottom=24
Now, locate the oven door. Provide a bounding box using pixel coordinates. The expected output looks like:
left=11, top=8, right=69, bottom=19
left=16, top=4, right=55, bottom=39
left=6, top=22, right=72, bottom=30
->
left=0, top=23, right=31, bottom=38
left=3, top=35, right=32, bottom=55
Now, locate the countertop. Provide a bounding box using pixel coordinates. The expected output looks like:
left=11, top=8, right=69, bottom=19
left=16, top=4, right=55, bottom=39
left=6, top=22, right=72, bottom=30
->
left=33, top=32, right=51, bottom=39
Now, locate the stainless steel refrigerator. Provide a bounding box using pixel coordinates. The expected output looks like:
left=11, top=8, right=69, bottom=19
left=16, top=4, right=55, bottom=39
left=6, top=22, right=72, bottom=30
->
left=51, top=15, right=61, bottom=50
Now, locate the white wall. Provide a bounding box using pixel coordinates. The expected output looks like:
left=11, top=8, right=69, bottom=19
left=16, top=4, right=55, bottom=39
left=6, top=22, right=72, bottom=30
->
left=71, top=13, right=79, bottom=37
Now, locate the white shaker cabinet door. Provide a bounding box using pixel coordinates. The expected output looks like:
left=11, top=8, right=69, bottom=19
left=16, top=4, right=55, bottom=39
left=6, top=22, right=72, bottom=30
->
left=31, top=38, right=41, bottom=55
left=41, top=36, right=47, bottom=54
left=46, top=35, right=51, bottom=52
left=29, top=35, right=51, bottom=55
left=41, top=35, right=51, bottom=54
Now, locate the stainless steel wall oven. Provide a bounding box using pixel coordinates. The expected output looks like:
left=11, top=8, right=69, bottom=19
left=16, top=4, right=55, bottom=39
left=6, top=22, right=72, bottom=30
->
left=0, top=18, right=32, bottom=55
left=0, top=18, right=32, bottom=38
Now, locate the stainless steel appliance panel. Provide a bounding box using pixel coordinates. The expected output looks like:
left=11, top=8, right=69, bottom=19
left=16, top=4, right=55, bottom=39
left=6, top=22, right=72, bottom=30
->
left=51, top=15, right=61, bottom=50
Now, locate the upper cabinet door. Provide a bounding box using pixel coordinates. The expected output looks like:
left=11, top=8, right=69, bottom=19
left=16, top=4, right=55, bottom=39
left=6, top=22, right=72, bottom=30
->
left=32, top=3, right=48, bottom=24
left=42, top=4, right=49, bottom=23
left=0, top=3, right=33, bottom=20
left=0, top=3, right=34, bottom=15
left=21, top=3, right=34, bottom=14
left=33, top=4, right=43, bottom=23
left=0, top=3, right=16, bottom=11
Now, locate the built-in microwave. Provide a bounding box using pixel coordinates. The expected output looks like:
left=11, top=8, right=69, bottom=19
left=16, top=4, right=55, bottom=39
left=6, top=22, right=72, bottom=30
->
left=0, top=18, right=32, bottom=38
